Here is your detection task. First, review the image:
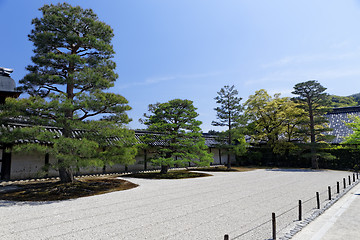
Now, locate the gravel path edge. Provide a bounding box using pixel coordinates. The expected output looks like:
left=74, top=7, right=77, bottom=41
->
left=279, top=177, right=360, bottom=240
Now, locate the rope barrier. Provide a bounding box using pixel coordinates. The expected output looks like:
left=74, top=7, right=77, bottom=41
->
left=226, top=173, right=358, bottom=240
left=232, top=219, right=272, bottom=239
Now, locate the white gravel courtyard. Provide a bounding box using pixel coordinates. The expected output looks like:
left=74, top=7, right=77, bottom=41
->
left=0, top=169, right=353, bottom=240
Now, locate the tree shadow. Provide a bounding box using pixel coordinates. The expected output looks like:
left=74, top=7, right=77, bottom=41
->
left=0, top=199, right=64, bottom=207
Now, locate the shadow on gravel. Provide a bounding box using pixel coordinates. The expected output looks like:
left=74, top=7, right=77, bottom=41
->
left=0, top=199, right=62, bottom=207
left=266, top=168, right=325, bottom=172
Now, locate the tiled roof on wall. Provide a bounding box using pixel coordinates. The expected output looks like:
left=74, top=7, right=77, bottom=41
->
left=325, top=106, right=360, bottom=144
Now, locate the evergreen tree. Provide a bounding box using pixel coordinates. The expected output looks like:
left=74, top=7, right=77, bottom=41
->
left=140, top=99, right=213, bottom=174
left=292, top=80, right=332, bottom=168
left=212, top=85, right=245, bottom=169
left=4, top=3, right=136, bottom=182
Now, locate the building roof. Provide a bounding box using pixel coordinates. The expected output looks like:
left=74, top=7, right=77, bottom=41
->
left=326, top=106, right=360, bottom=144
left=0, top=67, right=17, bottom=92
left=1, top=123, right=220, bottom=147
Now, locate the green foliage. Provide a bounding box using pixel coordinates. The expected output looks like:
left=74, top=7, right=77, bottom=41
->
left=2, top=3, right=136, bottom=182
left=212, top=85, right=246, bottom=168
left=244, top=89, right=305, bottom=159
left=212, top=85, right=244, bottom=129
left=291, top=80, right=332, bottom=142
left=344, top=116, right=360, bottom=144
left=327, top=95, right=358, bottom=108
left=292, top=80, right=333, bottom=168
left=140, top=99, right=213, bottom=173
left=350, top=93, right=360, bottom=105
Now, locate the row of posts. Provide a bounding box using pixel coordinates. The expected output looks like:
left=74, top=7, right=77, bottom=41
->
left=224, top=173, right=359, bottom=240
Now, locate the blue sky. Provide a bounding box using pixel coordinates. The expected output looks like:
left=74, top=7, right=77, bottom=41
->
left=1, top=0, right=360, bottom=132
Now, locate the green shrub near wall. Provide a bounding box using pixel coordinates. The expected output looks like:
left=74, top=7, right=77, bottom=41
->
left=237, top=144, right=360, bottom=171
left=319, top=145, right=360, bottom=170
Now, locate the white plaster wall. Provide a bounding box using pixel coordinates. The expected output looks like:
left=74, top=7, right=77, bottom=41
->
left=11, top=152, right=46, bottom=179
left=8, top=147, right=232, bottom=179
left=47, top=155, right=59, bottom=177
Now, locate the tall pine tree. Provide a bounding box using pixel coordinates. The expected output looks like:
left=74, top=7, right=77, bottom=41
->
left=292, top=80, right=332, bottom=168
left=5, top=3, right=137, bottom=182
left=212, top=85, right=245, bottom=169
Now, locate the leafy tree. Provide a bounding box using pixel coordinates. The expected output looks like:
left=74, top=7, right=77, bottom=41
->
left=292, top=80, right=333, bottom=168
left=4, top=3, right=137, bottom=182
left=140, top=99, right=213, bottom=174
left=344, top=116, right=360, bottom=144
left=244, top=89, right=304, bottom=161
left=212, top=85, right=245, bottom=169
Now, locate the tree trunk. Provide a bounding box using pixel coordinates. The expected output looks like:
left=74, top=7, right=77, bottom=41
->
left=59, top=166, right=74, bottom=183
left=308, top=101, right=318, bottom=169
left=160, top=165, right=169, bottom=174
left=227, top=118, right=232, bottom=170
left=57, top=62, right=76, bottom=183
left=58, top=122, right=75, bottom=183
left=311, top=145, right=318, bottom=169
left=227, top=153, right=231, bottom=170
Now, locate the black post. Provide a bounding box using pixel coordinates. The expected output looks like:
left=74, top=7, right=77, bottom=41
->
left=144, top=149, right=147, bottom=170
left=219, top=149, right=222, bottom=165
left=298, top=200, right=302, bottom=221
left=343, top=178, right=346, bottom=189
left=337, top=181, right=340, bottom=194
left=316, top=192, right=320, bottom=209
left=353, top=173, right=356, bottom=182
left=224, top=234, right=229, bottom=240
left=272, top=212, right=276, bottom=240
left=349, top=175, right=351, bottom=185
left=45, top=153, right=50, bottom=177
left=328, top=186, right=331, bottom=200
left=0, top=148, right=12, bottom=181
left=357, top=172, right=359, bottom=180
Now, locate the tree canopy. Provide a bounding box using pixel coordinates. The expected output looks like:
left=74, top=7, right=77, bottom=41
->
left=244, top=90, right=305, bottom=159
left=140, top=99, right=213, bottom=173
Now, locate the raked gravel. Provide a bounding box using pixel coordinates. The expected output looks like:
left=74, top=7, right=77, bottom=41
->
left=0, top=169, right=354, bottom=240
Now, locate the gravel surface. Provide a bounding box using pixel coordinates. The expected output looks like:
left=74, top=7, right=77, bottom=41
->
left=0, top=169, right=353, bottom=240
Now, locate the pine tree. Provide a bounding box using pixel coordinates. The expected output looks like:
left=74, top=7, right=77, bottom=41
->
left=292, top=80, right=332, bottom=168
left=212, top=85, right=245, bottom=169
left=140, top=99, right=213, bottom=174
left=5, top=3, right=136, bottom=182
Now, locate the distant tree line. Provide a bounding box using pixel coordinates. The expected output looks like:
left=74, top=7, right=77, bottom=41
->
left=209, top=81, right=360, bottom=170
